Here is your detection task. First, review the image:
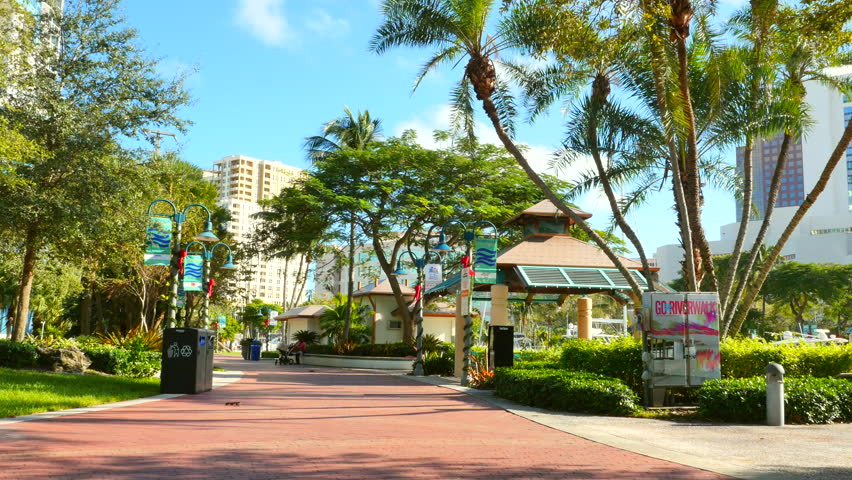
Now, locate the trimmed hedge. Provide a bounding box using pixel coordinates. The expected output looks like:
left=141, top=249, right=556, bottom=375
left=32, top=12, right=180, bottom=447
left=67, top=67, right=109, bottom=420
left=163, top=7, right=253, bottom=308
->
left=0, top=340, right=39, bottom=368
left=79, top=345, right=160, bottom=378
left=494, top=367, right=640, bottom=416
left=698, top=376, right=852, bottom=424
left=513, top=360, right=561, bottom=370
left=559, top=338, right=643, bottom=394
left=721, top=338, right=852, bottom=378
left=306, top=342, right=416, bottom=357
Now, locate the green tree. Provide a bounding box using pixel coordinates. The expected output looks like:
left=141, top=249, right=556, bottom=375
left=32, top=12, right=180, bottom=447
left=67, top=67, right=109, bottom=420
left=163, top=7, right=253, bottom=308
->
left=303, top=107, right=383, bottom=343
left=0, top=0, right=190, bottom=341
left=318, top=294, right=371, bottom=345
left=762, top=262, right=852, bottom=331
left=370, top=0, right=647, bottom=300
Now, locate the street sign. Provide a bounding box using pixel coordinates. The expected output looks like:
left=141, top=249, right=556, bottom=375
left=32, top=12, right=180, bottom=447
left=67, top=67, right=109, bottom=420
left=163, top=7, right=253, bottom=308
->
left=424, top=263, right=443, bottom=291
left=460, top=268, right=471, bottom=316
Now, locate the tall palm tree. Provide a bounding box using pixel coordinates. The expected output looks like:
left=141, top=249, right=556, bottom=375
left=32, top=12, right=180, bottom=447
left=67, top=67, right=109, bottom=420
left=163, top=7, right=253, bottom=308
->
left=371, top=0, right=646, bottom=299
left=304, top=108, right=382, bottom=342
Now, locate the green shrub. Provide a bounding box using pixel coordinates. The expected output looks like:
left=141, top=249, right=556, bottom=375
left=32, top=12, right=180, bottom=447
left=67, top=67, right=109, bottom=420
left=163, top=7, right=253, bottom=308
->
left=306, top=342, right=416, bottom=357
left=423, top=350, right=454, bottom=376
left=494, top=367, right=639, bottom=416
left=697, top=377, right=765, bottom=423
left=559, top=338, right=643, bottom=394
left=698, top=376, right=852, bottom=424
left=514, top=360, right=561, bottom=370
left=79, top=345, right=159, bottom=378
left=261, top=351, right=278, bottom=359
left=515, top=348, right=562, bottom=363
left=720, top=338, right=852, bottom=379
left=0, top=340, right=38, bottom=368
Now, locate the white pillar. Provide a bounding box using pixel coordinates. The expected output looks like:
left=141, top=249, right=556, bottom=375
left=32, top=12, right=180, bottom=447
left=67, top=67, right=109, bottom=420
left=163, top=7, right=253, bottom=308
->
left=490, top=284, right=509, bottom=327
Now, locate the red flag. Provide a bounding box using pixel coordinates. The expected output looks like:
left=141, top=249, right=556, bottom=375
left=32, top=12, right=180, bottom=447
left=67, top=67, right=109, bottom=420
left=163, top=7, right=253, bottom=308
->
left=207, top=278, right=215, bottom=298
left=178, top=249, right=187, bottom=275
left=413, top=284, right=422, bottom=304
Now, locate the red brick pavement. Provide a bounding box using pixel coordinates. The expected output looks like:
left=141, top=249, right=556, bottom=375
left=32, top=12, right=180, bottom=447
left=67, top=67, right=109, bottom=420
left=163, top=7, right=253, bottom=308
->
left=0, top=355, right=730, bottom=479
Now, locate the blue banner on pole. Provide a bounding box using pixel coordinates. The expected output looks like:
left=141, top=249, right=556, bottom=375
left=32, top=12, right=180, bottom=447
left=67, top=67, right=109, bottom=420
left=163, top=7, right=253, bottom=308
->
left=182, top=255, right=204, bottom=292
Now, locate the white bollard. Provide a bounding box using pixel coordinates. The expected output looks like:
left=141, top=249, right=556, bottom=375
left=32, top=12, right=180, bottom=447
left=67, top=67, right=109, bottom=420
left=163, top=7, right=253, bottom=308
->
left=765, top=363, right=785, bottom=426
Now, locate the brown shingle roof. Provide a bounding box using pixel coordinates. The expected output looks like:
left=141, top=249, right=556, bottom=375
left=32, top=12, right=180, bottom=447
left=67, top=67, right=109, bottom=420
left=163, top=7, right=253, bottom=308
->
left=274, top=304, right=328, bottom=320
left=497, top=234, right=647, bottom=269
left=503, top=199, right=593, bottom=226
left=352, top=279, right=415, bottom=298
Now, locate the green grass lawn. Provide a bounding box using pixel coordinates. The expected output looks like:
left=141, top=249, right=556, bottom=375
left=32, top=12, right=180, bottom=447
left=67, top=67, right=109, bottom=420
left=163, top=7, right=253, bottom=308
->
left=0, top=368, right=160, bottom=418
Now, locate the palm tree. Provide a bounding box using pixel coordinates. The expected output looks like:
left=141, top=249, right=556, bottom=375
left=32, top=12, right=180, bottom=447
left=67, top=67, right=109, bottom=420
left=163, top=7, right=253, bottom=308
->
left=371, top=0, right=646, bottom=299
left=304, top=108, right=382, bottom=343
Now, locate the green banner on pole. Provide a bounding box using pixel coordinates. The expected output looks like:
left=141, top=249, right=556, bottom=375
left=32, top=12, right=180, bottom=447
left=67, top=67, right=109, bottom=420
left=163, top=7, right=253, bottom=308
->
left=177, top=284, right=186, bottom=308
left=182, top=254, right=204, bottom=292
left=144, top=216, right=172, bottom=266
left=473, top=237, right=497, bottom=284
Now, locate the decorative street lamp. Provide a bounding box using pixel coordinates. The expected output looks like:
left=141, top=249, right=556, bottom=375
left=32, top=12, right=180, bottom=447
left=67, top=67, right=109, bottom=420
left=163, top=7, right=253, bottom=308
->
left=145, top=200, right=220, bottom=327
left=185, top=241, right=237, bottom=325
left=432, top=219, right=499, bottom=386
left=391, top=248, right=442, bottom=376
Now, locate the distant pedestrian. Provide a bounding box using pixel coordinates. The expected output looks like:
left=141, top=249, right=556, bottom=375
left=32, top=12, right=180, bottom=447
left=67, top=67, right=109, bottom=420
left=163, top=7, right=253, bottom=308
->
left=294, top=340, right=307, bottom=365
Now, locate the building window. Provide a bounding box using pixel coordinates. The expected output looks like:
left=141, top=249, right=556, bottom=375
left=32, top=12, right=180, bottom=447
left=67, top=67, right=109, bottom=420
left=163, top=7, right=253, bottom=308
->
left=388, top=320, right=402, bottom=330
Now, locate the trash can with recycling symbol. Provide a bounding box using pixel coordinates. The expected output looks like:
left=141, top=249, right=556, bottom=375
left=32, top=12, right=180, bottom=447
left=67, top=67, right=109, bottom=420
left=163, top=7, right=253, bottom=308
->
left=161, top=328, right=215, bottom=394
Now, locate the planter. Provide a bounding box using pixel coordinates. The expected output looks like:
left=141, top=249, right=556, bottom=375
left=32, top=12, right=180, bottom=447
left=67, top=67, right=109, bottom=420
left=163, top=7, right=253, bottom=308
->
left=302, top=353, right=414, bottom=370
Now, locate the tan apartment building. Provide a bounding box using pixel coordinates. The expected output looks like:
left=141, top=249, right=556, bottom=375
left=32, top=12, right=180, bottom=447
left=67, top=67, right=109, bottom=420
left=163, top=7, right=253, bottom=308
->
left=207, top=154, right=307, bottom=308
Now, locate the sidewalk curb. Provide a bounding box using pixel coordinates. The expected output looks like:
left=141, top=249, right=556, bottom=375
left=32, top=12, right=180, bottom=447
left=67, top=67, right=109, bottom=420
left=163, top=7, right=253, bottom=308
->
left=0, top=369, right=244, bottom=426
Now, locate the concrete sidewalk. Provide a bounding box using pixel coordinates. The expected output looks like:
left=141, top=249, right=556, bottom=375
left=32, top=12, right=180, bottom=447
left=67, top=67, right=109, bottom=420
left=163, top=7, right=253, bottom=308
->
left=1, top=355, right=727, bottom=480
left=407, top=374, right=852, bottom=480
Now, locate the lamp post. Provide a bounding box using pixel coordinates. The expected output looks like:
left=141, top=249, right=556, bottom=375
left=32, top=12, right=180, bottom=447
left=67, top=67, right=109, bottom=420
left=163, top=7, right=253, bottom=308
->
left=433, top=219, right=498, bottom=387
left=185, top=241, right=237, bottom=325
left=146, top=200, right=219, bottom=328
left=391, top=249, right=442, bottom=376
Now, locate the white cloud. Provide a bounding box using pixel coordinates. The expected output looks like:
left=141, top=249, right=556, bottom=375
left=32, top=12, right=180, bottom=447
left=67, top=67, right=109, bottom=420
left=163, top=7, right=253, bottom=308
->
left=235, top=0, right=295, bottom=47
left=305, top=9, right=350, bottom=37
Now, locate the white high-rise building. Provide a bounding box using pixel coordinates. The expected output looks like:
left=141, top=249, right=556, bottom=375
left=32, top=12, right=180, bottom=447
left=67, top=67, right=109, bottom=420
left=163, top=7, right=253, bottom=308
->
left=207, top=155, right=307, bottom=307
left=654, top=67, right=852, bottom=283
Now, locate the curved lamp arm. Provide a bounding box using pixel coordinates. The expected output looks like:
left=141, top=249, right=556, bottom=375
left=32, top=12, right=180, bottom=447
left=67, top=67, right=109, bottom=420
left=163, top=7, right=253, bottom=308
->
left=147, top=199, right=177, bottom=218
left=183, top=203, right=219, bottom=242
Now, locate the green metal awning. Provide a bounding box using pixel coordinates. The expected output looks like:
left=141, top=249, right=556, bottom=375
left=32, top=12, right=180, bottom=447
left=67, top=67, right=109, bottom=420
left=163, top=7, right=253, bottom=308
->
left=516, top=266, right=647, bottom=290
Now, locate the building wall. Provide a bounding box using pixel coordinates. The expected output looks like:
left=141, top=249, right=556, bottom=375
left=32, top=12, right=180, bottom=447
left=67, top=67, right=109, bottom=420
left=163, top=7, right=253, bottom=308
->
left=655, top=69, right=852, bottom=283
left=207, top=155, right=307, bottom=307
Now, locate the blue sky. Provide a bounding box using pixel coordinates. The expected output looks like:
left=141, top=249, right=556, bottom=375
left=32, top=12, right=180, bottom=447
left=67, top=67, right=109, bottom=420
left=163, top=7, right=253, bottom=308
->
left=122, top=0, right=741, bottom=256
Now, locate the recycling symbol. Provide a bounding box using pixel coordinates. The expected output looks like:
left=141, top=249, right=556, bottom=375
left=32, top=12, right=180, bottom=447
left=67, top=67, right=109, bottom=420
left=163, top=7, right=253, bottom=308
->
left=180, top=345, right=193, bottom=357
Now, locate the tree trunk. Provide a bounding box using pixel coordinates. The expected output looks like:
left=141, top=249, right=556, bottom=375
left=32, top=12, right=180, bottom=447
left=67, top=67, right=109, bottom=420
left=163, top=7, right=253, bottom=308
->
left=11, top=227, right=40, bottom=342
left=729, top=117, right=852, bottom=336
left=675, top=34, right=717, bottom=293
left=723, top=133, right=792, bottom=335
left=79, top=277, right=93, bottom=336
left=343, top=215, right=356, bottom=342
left=645, top=31, right=697, bottom=291
left=719, top=142, right=753, bottom=316
left=478, top=95, right=645, bottom=299
left=587, top=84, right=655, bottom=291
left=95, top=291, right=105, bottom=333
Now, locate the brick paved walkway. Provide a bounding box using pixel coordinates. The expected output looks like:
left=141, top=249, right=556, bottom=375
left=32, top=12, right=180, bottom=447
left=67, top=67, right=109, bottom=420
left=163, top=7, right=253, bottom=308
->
left=0, top=355, right=729, bottom=479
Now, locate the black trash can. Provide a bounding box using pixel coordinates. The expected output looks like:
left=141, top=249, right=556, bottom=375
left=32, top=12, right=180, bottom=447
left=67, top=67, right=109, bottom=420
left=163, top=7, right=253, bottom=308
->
left=488, top=325, right=514, bottom=368
left=250, top=340, right=262, bottom=361
left=161, top=328, right=215, bottom=394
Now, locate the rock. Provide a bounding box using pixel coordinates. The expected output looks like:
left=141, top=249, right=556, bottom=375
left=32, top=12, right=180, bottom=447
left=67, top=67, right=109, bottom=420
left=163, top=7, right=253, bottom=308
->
left=36, top=345, right=92, bottom=374
left=838, top=373, right=852, bottom=381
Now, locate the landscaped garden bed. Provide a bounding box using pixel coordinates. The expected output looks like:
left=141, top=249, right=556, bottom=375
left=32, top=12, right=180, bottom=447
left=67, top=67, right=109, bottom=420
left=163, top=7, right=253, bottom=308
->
left=488, top=337, right=852, bottom=424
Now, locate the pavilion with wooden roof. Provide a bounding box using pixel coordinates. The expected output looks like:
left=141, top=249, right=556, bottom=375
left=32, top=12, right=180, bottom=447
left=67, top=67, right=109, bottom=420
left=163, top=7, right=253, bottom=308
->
left=427, top=199, right=657, bottom=306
